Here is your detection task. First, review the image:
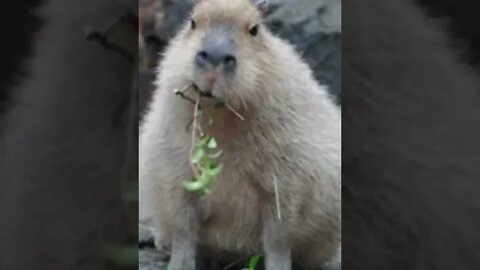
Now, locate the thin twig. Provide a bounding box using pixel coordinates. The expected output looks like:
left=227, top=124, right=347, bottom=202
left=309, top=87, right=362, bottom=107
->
left=175, top=84, right=196, bottom=105
left=176, top=84, right=193, bottom=95
left=178, top=84, right=201, bottom=132
left=189, top=95, right=201, bottom=178
left=223, top=257, right=245, bottom=270
left=226, top=103, right=245, bottom=121
left=273, top=175, right=282, bottom=220
left=84, top=11, right=136, bottom=62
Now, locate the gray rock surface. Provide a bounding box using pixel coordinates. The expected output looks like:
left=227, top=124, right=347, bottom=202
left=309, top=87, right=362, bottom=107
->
left=139, top=248, right=168, bottom=270
left=265, top=0, right=341, bottom=103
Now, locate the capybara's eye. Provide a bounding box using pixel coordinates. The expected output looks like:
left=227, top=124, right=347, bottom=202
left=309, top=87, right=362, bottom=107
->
left=190, top=19, right=196, bottom=30
left=249, top=25, right=258, bottom=36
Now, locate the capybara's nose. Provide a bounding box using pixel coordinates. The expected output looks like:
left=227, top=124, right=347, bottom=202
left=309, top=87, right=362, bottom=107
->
left=195, top=23, right=237, bottom=72
left=195, top=49, right=237, bottom=71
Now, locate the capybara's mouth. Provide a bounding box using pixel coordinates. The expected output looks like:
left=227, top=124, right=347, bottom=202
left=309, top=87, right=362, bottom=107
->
left=192, top=83, right=215, bottom=99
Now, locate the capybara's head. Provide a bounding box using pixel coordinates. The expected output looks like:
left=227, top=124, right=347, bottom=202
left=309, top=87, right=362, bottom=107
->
left=170, top=0, right=272, bottom=107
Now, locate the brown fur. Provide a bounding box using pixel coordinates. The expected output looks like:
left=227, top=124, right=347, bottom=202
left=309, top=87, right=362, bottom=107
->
left=139, top=0, right=341, bottom=269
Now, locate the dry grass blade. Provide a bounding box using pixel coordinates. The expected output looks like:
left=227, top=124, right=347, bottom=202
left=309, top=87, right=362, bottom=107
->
left=226, top=103, right=245, bottom=121
left=274, top=175, right=282, bottom=220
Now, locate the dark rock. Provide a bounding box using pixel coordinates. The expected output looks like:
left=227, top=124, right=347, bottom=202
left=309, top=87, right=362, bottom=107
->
left=139, top=248, right=168, bottom=270
left=264, top=0, right=341, bottom=103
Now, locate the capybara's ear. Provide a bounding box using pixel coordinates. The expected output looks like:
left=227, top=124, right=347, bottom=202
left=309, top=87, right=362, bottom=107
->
left=251, top=0, right=269, bottom=16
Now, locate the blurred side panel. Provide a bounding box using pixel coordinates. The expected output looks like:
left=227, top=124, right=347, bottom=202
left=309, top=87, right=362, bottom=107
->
left=0, top=0, right=138, bottom=269
left=342, top=0, right=480, bottom=269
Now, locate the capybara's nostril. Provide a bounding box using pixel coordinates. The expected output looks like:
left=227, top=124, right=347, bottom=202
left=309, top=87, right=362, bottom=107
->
left=223, top=54, right=237, bottom=71
left=195, top=51, right=209, bottom=67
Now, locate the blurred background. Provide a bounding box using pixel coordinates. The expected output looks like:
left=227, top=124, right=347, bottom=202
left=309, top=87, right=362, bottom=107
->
left=1, top=0, right=138, bottom=269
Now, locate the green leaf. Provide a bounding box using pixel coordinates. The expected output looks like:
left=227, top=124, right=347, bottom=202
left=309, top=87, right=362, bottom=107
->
left=248, top=255, right=263, bottom=270
left=206, top=164, right=223, bottom=177
left=183, top=170, right=210, bottom=191
left=191, top=148, right=204, bottom=164
left=182, top=180, right=203, bottom=192
left=196, top=135, right=211, bottom=147
left=207, top=137, right=218, bottom=149
left=183, top=178, right=202, bottom=191
left=208, top=150, right=223, bottom=159
left=197, top=187, right=211, bottom=196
